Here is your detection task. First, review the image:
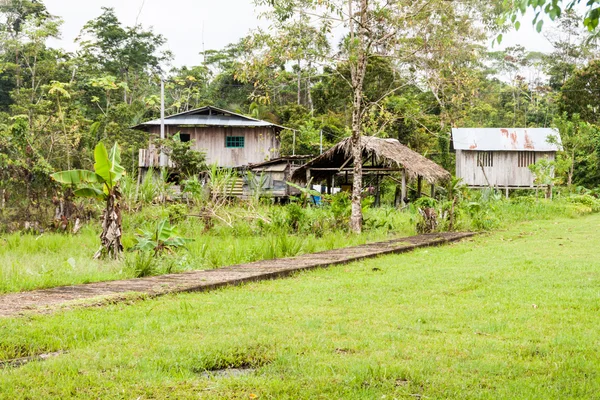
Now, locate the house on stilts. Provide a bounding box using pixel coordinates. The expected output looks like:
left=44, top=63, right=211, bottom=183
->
left=452, top=128, right=561, bottom=195
left=134, top=106, right=284, bottom=169
left=133, top=106, right=314, bottom=200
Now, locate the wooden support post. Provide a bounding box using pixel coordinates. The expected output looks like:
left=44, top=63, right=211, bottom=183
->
left=306, top=169, right=311, bottom=188
left=431, top=183, right=435, bottom=198
left=505, top=186, right=509, bottom=199
left=375, top=174, right=381, bottom=207
left=401, top=170, right=407, bottom=207
left=327, top=175, right=333, bottom=195
left=417, top=176, right=422, bottom=198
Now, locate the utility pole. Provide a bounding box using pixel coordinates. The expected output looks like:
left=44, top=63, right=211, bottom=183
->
left=320, top=129, right=323, bottom=154
left=202, top=21, right=206, bottom=64
left=160, top=78, right=166, bottom=168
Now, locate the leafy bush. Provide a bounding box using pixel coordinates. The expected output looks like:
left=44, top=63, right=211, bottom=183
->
left=465, top=202, right=500, bottom=231
left=168, top=204, right=188, bottom=225
left=155, top=133, right=206, bottom=178
left=125, top=251, right=157, bottom=278
left=414, top=197, right=438, bottom=209
left=330, top=192, right=352, bottom=227
left=566, top=194, right=600, bottom=212
left=138, top=168, right=158, bottom=205
left=286, top=203, right=305, bottom=232
left=181, top=176, right=206, bottom=205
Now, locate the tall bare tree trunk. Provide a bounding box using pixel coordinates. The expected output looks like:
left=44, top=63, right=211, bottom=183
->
left=15, top=46, right=21, bottom=91
left=349, top=0, right=369, bottom=234
left=307, top=61, right=314, bottom=115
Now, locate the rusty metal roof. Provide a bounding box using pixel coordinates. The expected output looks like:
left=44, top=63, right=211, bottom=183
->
left=452, top=128, right=561, bottom=152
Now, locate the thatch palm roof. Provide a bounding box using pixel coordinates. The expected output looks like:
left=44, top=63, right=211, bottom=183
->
left=292, top=136, right=451, bottom=184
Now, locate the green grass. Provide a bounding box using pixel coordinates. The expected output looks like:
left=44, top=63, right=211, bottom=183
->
left=0, top=205, right=413, bottom=294
left=1, top=213, right=599, bottom=398
left=0, top=195, right=596, bottom=294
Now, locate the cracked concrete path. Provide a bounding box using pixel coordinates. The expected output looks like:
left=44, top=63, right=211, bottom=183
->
left=0, top=232, right=476, bottom=318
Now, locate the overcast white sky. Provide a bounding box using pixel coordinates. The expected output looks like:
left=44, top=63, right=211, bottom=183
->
left=44, top=0, right=556, bottom=67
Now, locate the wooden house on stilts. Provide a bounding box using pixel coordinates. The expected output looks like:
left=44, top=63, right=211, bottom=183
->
left=452, top=128, right=561, bottom=194
left=134, top=106, right=284, bottom=169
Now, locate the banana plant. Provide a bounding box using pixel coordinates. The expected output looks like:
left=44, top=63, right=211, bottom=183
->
left=51, top=142, right=125, bottom=259
left=286, top=180, right=321, bottom=207
left=133, top=219, right=192, bottom=255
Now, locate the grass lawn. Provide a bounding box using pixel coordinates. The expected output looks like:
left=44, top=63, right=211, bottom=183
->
left=1, top=197, right=594, bottom=295
left=0, top=206, right=413, bottom=294
left=1, top=213, right=599, bottom=399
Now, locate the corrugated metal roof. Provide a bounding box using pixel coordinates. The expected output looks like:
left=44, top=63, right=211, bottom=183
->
left=137, top=115, right=277, bottom=127
left=452, top=128, right=561, bottom=152
left=132, top=106, right=285, bottom=130
left=248, top=155, right=312, bottom=169
left=252, top=164, right=288, bottom=172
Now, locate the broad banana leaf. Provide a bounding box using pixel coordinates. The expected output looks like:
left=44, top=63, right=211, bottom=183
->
left=74, top=187, right=107, bottom=200
left=94, top=142, right=112, bottom=186
left=108, top=142, right=125, bottom=181
left=156, top=219, right=169, bottom=241
left=51, top=170, right=100, bottom=185
left=94, top=142, right=125, bottom=188
left=133, top=237, right=157, bottom=253
left=286, top=181, right=321, bottom=197
left=133, top=219, right=193, bottom=253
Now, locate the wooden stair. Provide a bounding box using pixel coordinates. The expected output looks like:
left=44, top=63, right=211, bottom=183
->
left=229, top=178, right=244, bottom=197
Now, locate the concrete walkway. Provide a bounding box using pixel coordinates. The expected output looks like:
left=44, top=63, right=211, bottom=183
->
left=0, top=232, right=475, bottom=318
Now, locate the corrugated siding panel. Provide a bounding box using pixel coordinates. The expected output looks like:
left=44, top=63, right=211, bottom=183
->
left=457, top=151, right=555, bottom=187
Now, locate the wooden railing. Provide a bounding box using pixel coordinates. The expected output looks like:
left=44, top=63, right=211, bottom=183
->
left=138, top=149, right=175, bottom=168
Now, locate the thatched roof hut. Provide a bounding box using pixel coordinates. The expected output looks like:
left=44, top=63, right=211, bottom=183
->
left=291, top=136, right=451, bottom=185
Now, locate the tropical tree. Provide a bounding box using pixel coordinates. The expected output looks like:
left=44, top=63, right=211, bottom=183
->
left=76, top=7, right=171, bottom=104
left=256, top=0, right=501, bottom=233
left=542, top=10, right=598, bottom=90
left=559, top=60, right=600, bottom=124
left=552, top=113, right=600, bottom=186
left=51, top=142, right=125, bottom=259
left=505, top=0, right=600, bottom=32
left=133, top=219, right=192, bottom=255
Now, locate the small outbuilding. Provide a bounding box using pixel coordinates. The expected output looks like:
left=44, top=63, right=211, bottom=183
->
left=452, top=128, right=561, bottom=189
left=242, top=155, right=312, bottom=200
left=292, top=136, right=451, bottom=205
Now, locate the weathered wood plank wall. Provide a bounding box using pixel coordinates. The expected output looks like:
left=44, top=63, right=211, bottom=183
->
left=456, top=150, right=555, bottom=187
left=147, top=126, right=280, bottom=168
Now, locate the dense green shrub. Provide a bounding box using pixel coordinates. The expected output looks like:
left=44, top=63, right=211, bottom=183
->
left=565, top=194, right=600, bottom=212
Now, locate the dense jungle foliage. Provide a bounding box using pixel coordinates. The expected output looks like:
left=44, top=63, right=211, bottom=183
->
left=1, top=0, right=600, bottom=231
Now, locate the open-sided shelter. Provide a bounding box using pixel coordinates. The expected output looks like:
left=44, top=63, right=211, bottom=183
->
left=292, top=136, right=451, bottom=205
left=452, top=128, right=561, bottom=190
left=134, top=106, right=284, bottom=169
